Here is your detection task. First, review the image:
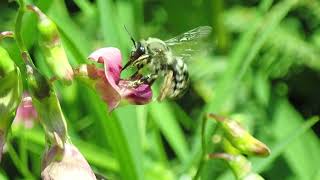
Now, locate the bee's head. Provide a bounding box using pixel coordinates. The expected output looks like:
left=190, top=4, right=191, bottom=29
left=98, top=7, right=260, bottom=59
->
left=122, top=41, right=148, bottom=71
left=130, top=42, right=146, bottom=61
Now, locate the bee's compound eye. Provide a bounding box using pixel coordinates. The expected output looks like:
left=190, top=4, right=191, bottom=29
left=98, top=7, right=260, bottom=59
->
left=130, top=42, right=146, bottom=61
left=139, top=45, right=145, bottom=54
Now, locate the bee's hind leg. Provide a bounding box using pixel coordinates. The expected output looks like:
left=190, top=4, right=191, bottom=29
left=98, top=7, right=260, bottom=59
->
left=157, top=71, right=174, bottom=102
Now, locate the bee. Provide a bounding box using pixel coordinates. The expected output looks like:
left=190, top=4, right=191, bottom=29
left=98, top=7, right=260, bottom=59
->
left=122, top=26, right=212, bottom=101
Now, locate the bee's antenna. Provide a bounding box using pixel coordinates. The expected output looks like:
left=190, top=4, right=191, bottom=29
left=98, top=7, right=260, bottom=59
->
left=124, top=25, right=136, bottom=48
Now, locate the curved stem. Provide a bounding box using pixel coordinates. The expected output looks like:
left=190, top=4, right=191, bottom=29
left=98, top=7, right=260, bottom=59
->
left=15, top=0, right=35, bottom=67
left=15, top=0, right=26, bottom=52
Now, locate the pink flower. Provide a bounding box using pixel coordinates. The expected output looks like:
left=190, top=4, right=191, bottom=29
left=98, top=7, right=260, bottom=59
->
left=76, top=47, right=152, bottom=111
left=13, top=93, right=38, bottom=128
left=41, top=143, right=96, bottom=180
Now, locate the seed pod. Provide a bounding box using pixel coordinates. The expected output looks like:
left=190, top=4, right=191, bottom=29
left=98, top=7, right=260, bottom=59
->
left=28, top=5, right=73, bottom=84
left=208, top=113, right=270, bottom=157
left=0, top=46, right=23, bottom=161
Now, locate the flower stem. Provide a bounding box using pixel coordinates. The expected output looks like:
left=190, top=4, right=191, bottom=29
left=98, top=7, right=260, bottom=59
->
left=193, top=115, right=208, bottom=180
left=15, top=0, right=26, bottom=52
left=14, top=0, right=35, bottom=67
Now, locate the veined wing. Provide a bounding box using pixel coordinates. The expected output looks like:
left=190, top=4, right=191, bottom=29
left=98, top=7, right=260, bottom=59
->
left=165, top=26, right=212, bottom=45
left=164, top=26, right=213, bottom=60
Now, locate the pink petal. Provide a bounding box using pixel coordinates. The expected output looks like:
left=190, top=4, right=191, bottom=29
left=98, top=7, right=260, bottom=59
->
left=119, top=80, right=153, bottom=105
left=41, top=143, right=96, bottom=180
left=96, top=77, right=121, bottom=112
left=88, top=47, right=122, bottom=86
left=14, top=93, right=38, bottom=128
left=75, top=64, right=122, bottom=112
left=86, top=47, right=153, bottom=111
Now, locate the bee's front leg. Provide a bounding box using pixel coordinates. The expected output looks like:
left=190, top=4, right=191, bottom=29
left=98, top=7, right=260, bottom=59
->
left=127, top=73, right=158, bottom=88
left=140, top=73, right=158, bottom=85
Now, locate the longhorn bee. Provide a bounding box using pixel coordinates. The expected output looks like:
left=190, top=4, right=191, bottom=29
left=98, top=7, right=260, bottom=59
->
left=122, top=26, right=212, bottom=101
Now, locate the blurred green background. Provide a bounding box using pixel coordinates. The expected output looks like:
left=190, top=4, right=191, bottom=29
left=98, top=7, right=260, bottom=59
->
left=1, top=0, right=320, bottom=179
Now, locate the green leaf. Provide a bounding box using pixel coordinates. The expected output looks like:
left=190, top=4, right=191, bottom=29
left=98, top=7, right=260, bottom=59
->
left=149, top=102, right=189, bottom=163
left=85, top=92, right=143, bottom=180
left=252, top=99, right=320, bottom=177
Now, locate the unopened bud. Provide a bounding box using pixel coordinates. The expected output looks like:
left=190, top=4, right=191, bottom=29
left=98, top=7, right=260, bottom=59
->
left=41, top=143, right=96, bottom=180
left=0, top=46, right=23, bottom=161
left=208, top=113, right=270, bottom=157
left=208, top=153, right=264, bottom=180
left=13, top=93, right=38, bottom=128
left=28, top=5, right=73, bottom=84
left=222, top=138, right=241, bottom=155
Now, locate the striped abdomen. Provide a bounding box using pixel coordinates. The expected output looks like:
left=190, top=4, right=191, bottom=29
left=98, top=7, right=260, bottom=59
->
left=169, top=57, right=189, bottom=98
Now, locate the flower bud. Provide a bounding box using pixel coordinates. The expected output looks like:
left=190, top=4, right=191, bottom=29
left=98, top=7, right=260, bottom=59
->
left=13, top=92, right=38, bottom=128
left=209, top=153, right=264, bottom=180
left=222, top=138, right=241, bottom=155
left=208, top=113, right=270, bottom=157
left=28, top=5, right=73, bottom=84
left=0, top=46, right=23, bottom=161
left=41, top=143, right=96, bottom=180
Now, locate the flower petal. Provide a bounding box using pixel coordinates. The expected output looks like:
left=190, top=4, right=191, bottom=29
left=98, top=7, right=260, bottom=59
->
left=41, top=143, right=96, bottom=180
left=13, top=93, right=38, bottom=128
left=119, top=80, right=153, bottom=105
left=75, top=64, right=121, bottom=112
left=96, top=77, right=121, bottom=112
left=88, top=47, right=122, bottom=85
left=86, top=47, right=153, bottom=110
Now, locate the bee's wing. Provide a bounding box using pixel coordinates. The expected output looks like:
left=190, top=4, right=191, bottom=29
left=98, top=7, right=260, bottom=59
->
left=165, top=26, right=213, bottom=60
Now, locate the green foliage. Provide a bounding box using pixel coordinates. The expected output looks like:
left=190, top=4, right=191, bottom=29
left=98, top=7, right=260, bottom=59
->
left=1, top=0, right=320, bottom=179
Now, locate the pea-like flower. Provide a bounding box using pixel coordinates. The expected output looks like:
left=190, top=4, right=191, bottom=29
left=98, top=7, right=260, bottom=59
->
left=75, top=47, right=152, bottom=111
left=41, top=143, right=96, bottom=180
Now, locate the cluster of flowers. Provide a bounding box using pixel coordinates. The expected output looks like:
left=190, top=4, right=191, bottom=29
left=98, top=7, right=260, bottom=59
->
left=0, top=3, right=152, bottom=180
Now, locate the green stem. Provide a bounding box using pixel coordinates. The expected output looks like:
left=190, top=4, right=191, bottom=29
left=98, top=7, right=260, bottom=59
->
left=15, top=0, right=26, bottom=52
left=193, top=116, right=208, bottom=180
left=15, top=0, right=36, bottom=68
